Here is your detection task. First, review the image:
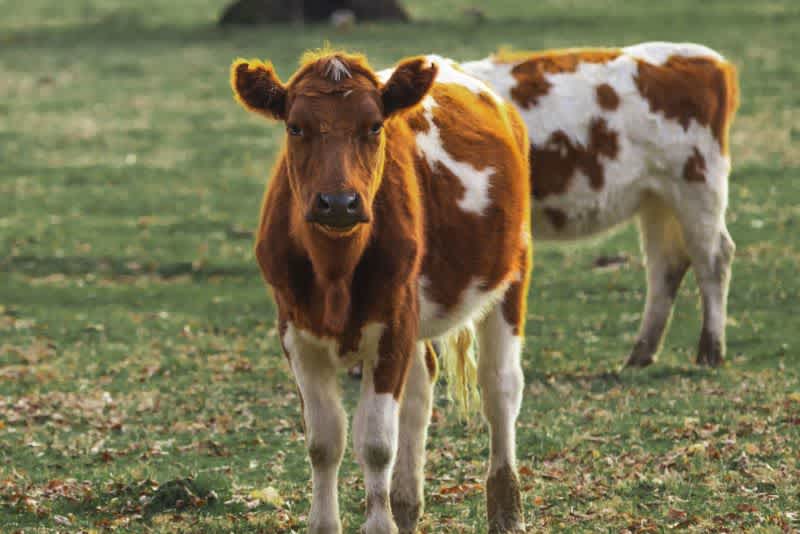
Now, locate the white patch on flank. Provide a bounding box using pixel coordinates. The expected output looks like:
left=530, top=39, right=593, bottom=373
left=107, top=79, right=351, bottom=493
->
left=622, top=41, right=724, bottom=65
left=415, top=95, right=494, bottom=215
left=419, top=276, right=510, bottom=339
left=324, top=57, right=352, bottom=82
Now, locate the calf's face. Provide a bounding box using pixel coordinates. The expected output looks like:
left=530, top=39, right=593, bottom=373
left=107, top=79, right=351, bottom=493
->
left=231, top=54, right=437, bottom=237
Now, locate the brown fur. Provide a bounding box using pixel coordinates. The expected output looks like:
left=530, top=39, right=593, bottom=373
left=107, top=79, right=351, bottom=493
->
left=234, top=52, right=529, bottom=400
left=530, top=117, right=619, bottom=199
left=634, top=55, right=739, bottom=153
left=486, top=464, right=524, bottom=533
left=596, top=83, right=620, bottom=110
left=507, top=50, right=621, bottom=109
left=410, top=86, right=529, bottom=314
left=501, top=245, right=531, bottom=337
left=683, top=147, right=707, bottom=182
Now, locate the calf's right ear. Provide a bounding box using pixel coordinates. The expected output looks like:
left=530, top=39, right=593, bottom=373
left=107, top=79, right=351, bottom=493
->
left=231, top=59, right=287, bottom=120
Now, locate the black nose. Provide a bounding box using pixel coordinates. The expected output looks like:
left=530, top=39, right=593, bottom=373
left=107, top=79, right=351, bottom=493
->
left=309, top=191, right=366, bottom=228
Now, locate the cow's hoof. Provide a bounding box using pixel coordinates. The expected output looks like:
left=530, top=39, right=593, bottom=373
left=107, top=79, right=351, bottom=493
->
left=697, top=329, right=724, bottom=367
left=487, top=464, right=524, bottom=534
left=360, top=517, right=399, bottom=534
left=623, top=340, right=656, bottom=368
left=390, top=494, right=421, bottom=534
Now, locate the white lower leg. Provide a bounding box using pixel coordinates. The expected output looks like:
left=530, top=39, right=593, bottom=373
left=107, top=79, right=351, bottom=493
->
left=477, top=308, right=523, bottom=474
left=354, top=368, right=400, bottom=534
left=286, top=327, right=346, bottom=534
left=477, top=305, right=525, bottom=532
left=391, top=343, right=433, bottom=531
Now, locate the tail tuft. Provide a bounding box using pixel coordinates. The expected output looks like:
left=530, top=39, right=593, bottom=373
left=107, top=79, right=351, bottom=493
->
left=438, top=323, right=480, bottom=421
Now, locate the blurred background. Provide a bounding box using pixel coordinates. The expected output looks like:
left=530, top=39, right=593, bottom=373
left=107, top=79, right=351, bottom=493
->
left=2, top=1, right=799, bottom=532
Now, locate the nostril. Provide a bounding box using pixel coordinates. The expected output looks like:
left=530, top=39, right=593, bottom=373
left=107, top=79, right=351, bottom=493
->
left=316, top=194, right=332, bottom=214
left=346, top=195, right=360, bottom=214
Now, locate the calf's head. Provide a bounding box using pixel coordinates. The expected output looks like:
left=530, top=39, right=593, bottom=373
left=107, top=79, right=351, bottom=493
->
left=232, top=52, right=437, bottom=237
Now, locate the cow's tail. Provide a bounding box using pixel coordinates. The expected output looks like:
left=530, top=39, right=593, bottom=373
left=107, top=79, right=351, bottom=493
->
left=437, top=323, right=480, bottom=421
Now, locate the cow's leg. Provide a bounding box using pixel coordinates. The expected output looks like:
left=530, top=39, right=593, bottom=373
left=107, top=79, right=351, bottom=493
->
left=390, top=342, right=435, bottom=533
left=476, top=266, right=529, bottom=533
left=674, top=182, right=735, bottom=367
left=285, top=326, right=346, bottom=534
left=685, top=223, right=735, bottom=366
left=625, top=195, right=690, bottom=367
left=353, top=325, right=413, bottom=534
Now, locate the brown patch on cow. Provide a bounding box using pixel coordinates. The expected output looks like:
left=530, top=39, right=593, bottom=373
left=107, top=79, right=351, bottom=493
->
left=508, top=50, right=621, bottom=109
left=634, top=55, right=739, bottom=152
left=412, top=83, right=529, bottom=314
left=683, top=147, right=707, bottom=182
left=543, top=207, right=568, bottom=230
left=596, top=83, right=620, bottom=110
left=486, top=464, right=523, bottom=533
left=500, top=245, right=531, bottom=336
left=530, top=117, right=619, bottom=198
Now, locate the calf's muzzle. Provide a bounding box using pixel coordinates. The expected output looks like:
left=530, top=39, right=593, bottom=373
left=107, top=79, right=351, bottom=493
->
left=307, top=191, right=369, bottom=229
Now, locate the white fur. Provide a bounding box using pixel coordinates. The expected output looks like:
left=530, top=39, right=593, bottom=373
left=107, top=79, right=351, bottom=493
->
left=622, top=41, right=724, bottom=65
left=476, top=305, right=524, bottom=477
left=284, top=323, right=347, bottom=533
left=353, top=371, right=400, bottom=533
left=462, top=41, right=735, bottom=365
left=414, top=95, right=494, bottom=215
left=419, top=276, right=510, bottom=339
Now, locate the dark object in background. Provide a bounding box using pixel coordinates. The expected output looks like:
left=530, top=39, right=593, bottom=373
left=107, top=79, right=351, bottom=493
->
left=219, top=0, right=409, bottom=25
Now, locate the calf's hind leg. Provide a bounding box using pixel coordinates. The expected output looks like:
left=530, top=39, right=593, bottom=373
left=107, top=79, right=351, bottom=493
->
left=476, top=263, right=529, bottom=533
left=625, top=194, right=690, bottom=367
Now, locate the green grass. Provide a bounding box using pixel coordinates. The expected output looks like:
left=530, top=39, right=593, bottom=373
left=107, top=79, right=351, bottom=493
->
left=2, top=0, right=799, bottom=531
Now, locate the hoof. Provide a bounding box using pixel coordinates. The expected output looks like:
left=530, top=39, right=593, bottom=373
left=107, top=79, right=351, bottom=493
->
left=697, top=329, right=724, bottom=367
left=623, top=340, right=656, bottom=368
left=390, top=494, right=421, bottom=534
left=486, top=465, right=524, bottom=534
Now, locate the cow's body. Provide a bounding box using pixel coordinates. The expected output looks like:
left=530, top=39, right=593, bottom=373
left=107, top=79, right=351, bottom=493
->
left=462, top=42, right=739, bottom=367
left=233, top=52, right=530, bottom=533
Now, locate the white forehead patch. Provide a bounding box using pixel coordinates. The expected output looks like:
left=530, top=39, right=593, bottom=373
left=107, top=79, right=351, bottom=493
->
left=324, top=57, right=352, bottom=82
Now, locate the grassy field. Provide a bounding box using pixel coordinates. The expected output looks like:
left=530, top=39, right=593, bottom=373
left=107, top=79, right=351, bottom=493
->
left=2, top=0, right=800, bottom=531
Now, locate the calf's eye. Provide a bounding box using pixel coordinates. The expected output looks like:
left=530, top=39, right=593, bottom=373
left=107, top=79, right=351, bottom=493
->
left=368, top=122, right=383, bottom=135
left=287, top=124, right=303, bottom=136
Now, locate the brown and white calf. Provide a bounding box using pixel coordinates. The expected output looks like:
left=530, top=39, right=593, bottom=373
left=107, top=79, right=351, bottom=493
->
left=462, top=42, right=739, bottom=367
left=232, top=51, right=530, bottom=533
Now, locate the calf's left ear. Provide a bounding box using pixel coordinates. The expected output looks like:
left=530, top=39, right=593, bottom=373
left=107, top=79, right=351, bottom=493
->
left=381, top=57, right=438, bottom=117
left=230, top=59, right=287, bottom=120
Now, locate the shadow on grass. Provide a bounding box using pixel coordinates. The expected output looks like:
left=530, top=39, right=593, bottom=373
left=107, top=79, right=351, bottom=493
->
left=528, top=364, right=715, bottom=391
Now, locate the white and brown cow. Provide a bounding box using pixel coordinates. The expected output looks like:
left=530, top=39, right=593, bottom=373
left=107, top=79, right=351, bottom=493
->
left=462, top=42, right=739, bottom=367
left=232, top=51, right=530, bottom=533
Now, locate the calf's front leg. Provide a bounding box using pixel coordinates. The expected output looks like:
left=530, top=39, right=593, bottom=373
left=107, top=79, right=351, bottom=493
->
left=353, top=325, right=414, bottom=534
left=284, top=324, right=347, bottom=534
